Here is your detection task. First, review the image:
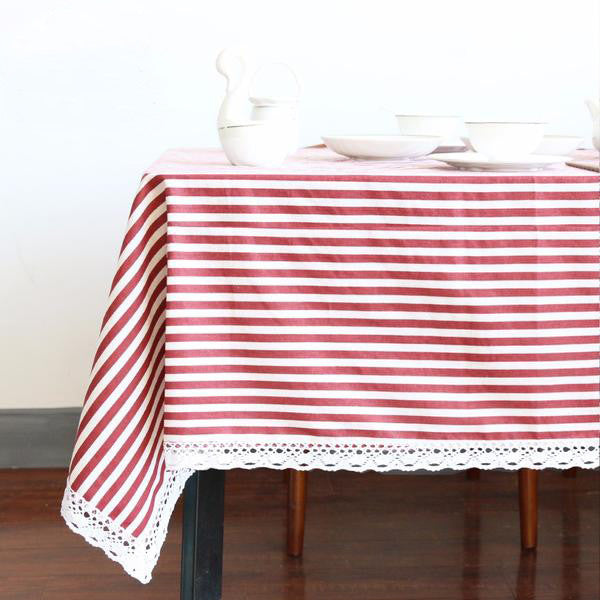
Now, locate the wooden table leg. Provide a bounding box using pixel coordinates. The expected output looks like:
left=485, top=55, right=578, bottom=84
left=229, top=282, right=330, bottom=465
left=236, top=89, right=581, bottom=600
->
left=287, top=469, right=307, bottom=557
left=563, top=467, right=577, bottom=478
left=518, top=468, right=538, bottom=550
left=466, top=468, right=480, bottom=480
left=181, top=470, right=226, bottom=600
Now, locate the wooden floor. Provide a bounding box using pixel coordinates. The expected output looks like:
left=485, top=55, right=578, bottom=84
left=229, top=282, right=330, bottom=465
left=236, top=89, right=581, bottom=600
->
left=0, top=468, right=598, bottom=600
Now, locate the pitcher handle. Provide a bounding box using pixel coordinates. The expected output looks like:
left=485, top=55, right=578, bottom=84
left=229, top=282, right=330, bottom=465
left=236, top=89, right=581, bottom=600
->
left=249, top=61, right=301, bottom=99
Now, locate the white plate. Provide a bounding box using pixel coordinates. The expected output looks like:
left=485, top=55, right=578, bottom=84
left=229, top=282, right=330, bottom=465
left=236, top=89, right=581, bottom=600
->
left=429, top=152, right=569, bottom=171
left=322, top=135, right=441, bottom=160
left=461, top=136, right=583, bottom=156
left=535, top=135, right=584, bottom=155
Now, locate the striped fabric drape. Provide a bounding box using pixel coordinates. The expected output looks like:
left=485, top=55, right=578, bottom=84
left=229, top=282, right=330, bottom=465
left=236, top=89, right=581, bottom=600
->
left=62, top=148, right=600, bottom=583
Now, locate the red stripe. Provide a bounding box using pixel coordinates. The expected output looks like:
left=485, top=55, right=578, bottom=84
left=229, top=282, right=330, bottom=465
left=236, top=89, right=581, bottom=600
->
left=166, top=316, right=598, bottom=330
left=164, top=364, right=599, bottom=378
left=117, top=442, right=164, bottom=529
left=167, top=187, right=599, bottom=201
left=109, top=208, right=166, bottom=297
left=167, top=234, right=600, bottom=249
left=163, top=426, right=600, bottom=440
left=76, top=358, right=165, bottom=502
left=78, top=298, right=165, bottom=433
left=167, top=284, right=599, bottom=297
left=72, top=321, right=166, bottom=480
left=170, top=221, right=600, bottom=233
left=131, top=460, right=166, bottom=537
left=92, top=257, right=166, bottom=379
left=169, top=203, right=600, bottom=218
left=101, top=232, right=166, bottom=331
left=165, top=380, right=599, bottom=393
left=164, top=348, right=599, bottom=362
left=165, top=332, right=599, bottom=346
left=169, top=267, right=599, bottom=281
left=168, top=251, right=599, bottom=265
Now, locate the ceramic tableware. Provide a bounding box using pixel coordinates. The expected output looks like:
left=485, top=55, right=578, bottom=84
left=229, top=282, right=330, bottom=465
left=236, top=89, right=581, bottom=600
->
left=465, top=121, right=546, bottom=158
left=219, top=122, right=290, bottom=167
left=251, top=96, right=299, bottom=152
left=395, top=115, right=461, bottom=142
left=585, top=99, right=600, bottom=151
left=429, top=152, right=568, bottom=172
left=322, top=134, right=442, bottom=160
left=535, top=135, right=584, bottom=155
left=462, top=135, right=583, bottom=156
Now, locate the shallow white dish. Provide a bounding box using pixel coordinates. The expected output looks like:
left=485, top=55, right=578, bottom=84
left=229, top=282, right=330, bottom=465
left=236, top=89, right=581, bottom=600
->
left=322, top=135, right=441, bottom=160
left=535, top=135, right=584, bottom=155
left=462, top=135, right=583, bottom=156
left=395, top=115, right=461, bottom=141
left=429, top=152, right=569, bottom=171
left=465, top=122, right=546, bottom=157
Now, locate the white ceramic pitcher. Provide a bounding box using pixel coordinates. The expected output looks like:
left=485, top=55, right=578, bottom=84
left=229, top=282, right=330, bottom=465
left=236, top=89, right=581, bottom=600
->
left=216, top=48, right=300, bottom=166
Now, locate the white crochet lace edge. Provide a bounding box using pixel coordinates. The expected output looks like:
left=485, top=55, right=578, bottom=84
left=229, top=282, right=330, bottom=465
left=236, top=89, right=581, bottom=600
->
left=61, top=438, right=598, bottom=584
left=60, top=468, right=193, bottom=584
left=164, top=437, right=600, bottom=472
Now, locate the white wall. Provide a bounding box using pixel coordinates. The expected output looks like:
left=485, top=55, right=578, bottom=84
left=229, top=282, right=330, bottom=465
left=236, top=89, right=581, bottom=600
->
left=1, top=0, right=598, bottom=408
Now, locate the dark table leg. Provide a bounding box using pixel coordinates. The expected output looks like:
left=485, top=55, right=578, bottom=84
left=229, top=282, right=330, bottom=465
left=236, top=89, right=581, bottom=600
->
left=181, top=470, right=226, bottom=600
left=518, top=468, right=538, bottom=550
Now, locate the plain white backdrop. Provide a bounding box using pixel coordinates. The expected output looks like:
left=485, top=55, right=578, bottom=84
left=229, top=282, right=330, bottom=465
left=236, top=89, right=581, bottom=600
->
left=0, top=0, right=598, bottom=408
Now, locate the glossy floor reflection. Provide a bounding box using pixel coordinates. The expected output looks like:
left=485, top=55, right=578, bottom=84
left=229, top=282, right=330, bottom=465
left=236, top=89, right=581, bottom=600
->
left=0, top=468, right=597, bottom=599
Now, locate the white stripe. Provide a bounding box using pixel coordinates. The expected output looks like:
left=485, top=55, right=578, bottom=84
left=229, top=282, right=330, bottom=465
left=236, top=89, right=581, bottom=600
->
left=168, top=225, right=599, bottom=241
left=164, top=404, right=598, bottom=418
left=164, top=325, right=599, bottom=338
left=165, top=341, right=599, bottom=354
left=164, top=372, right=598, bottom=385
left=167, top=242, right=599, bottom=257
left=167, top=275, right=599, bottom=289
left=165, top=308, right=600, bottom=322
left=162, top=177, right=598, bottom=193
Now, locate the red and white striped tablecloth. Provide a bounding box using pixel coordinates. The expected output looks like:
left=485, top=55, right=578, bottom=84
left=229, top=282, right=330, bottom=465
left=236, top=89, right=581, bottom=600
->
left=62, top=147, right=600, bottom=582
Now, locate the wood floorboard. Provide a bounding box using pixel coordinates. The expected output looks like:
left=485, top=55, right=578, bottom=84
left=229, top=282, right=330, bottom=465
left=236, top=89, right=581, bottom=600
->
left=0, top=468, right=598, bottom=599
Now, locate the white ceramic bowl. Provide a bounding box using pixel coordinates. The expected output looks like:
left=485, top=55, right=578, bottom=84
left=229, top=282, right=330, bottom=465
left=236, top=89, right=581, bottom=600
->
left=465, top=122, right=546, bottom=158
left=535, top=135, right=583, bottom=155
left=395, top=115, right=461, bottom=141
left=250, top=97, right=299, bottom=152
left=321, top=134, right=441, bottom=160
left=219, top=122, right=290, bottom=167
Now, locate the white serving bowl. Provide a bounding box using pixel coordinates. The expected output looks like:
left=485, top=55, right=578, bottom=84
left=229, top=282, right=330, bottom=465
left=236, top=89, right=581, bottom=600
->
left=395, top=115, right=461, bottom=141
left=321, top=134, right=441, bottom=160
left=535, top=135, right=583, bottom=155
left=219, top=122, right=290, bottom=167
left=461, top=134, right=582, bottom=156
left=465, top=122, right=546, bottom=158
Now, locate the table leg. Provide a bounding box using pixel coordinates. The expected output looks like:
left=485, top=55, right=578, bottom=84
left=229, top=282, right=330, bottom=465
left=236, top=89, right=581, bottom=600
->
left=181, top=470, right=226, bottom=600
left=287, top=469, right=307, bottom=557
left=466, top=468, right=480, bottom=480
left=518, top=468, right=538, bottom=550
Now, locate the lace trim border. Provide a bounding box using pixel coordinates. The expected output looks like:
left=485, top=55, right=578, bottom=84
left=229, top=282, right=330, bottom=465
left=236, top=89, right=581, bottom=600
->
left=60, top=468, right=193, bottom=584
left=61, top=439, right=598, bottom=584
left=164, top=439, right=600, bottom=472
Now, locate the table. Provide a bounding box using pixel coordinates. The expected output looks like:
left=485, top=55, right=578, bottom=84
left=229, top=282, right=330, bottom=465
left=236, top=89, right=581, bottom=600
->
left=61, top=147, right=600, bottom=588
